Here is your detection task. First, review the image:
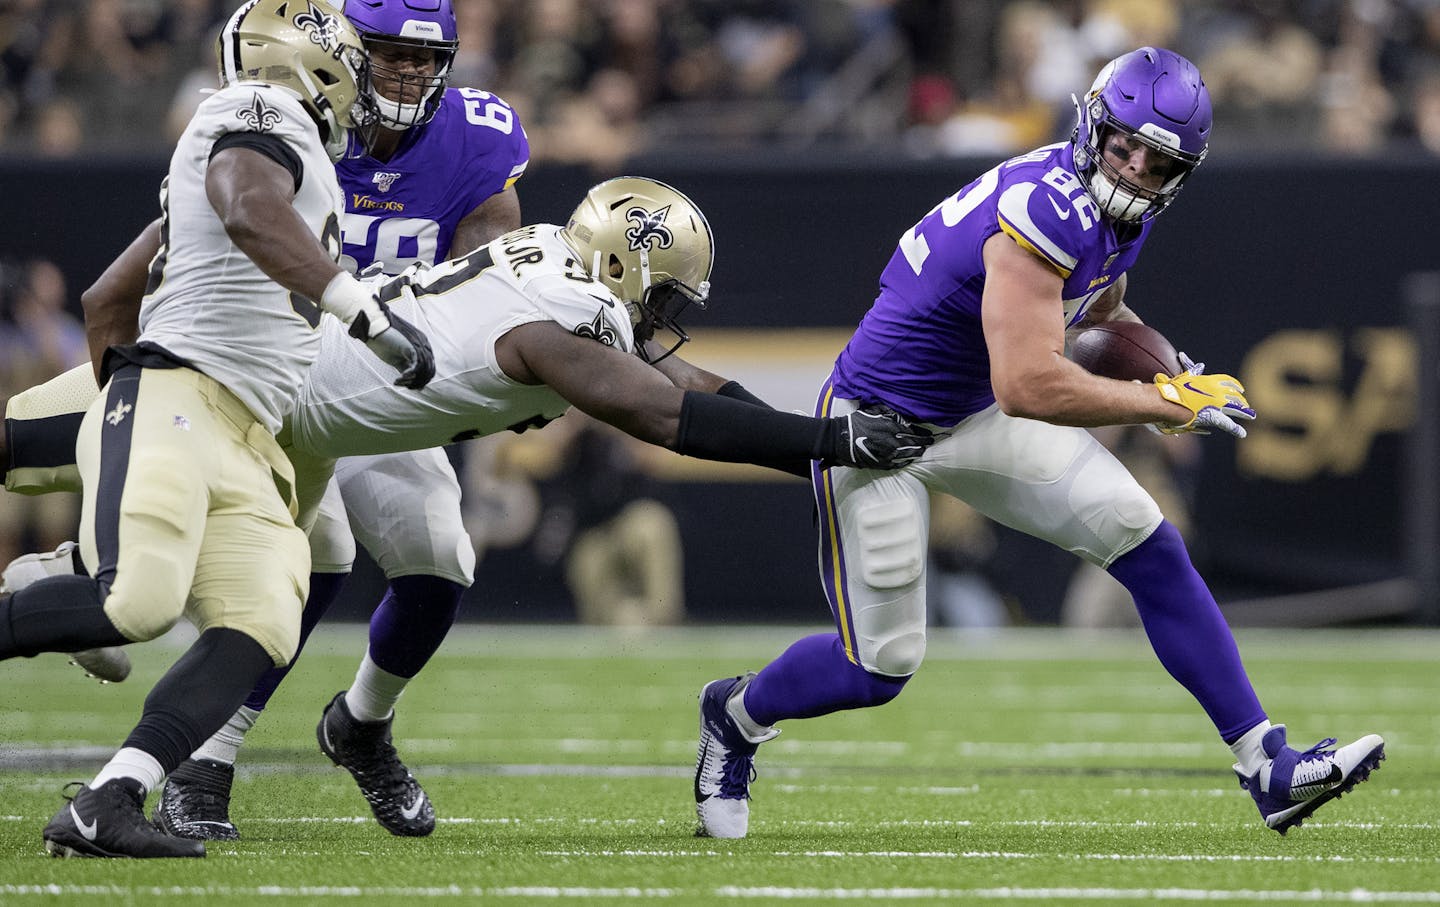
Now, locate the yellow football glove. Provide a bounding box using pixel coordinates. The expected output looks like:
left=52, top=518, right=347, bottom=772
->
left=1153, top=355, right=1255, bottom=439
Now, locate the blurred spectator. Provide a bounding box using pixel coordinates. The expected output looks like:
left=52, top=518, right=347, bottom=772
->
left=3, top=2, right=1440, bottom=160
left=1196, top=0, right=1325, bottom=148
left=0, top=258, right=86, bottom=568
left=532, top=417, right=684, bottom=628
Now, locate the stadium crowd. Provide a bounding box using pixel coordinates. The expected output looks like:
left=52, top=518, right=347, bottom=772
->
left=3, top=0, right=1440, bottom=164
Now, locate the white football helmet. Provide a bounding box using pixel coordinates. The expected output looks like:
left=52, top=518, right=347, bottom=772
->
left=560, top=177, right=714, bottom=362
left=216, top=0, right=378, bottom=160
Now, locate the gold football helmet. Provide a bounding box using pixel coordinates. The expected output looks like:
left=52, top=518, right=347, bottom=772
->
left=215, top=0, right=377, bottom=160
left=560, top=176, right=714, bottom=362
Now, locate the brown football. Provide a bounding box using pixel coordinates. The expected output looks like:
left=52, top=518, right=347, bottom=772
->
left=1071, top=321, right=1183, bottom=382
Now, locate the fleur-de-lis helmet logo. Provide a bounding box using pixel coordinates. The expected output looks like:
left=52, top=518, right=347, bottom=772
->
left=624, top=205, right=673, bottom=252
left=293, top=0, right=343, bottom=57
left=236, top=92, right=283, bottom=132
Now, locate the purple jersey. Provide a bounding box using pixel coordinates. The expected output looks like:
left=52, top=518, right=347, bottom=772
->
left=336, top=87, right=529, bottom=274
left=832, top=142, right=1153, bottom=426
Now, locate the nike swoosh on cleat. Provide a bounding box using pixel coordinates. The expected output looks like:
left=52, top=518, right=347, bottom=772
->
left=70, top=804, right=98, bottom=842
left=400, top=793, right=427, bottom=821
left=694, top=739, right=711, bottom=803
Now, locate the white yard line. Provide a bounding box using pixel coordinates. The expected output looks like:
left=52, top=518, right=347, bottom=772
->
left=4, top=884, right=1440, bottom=902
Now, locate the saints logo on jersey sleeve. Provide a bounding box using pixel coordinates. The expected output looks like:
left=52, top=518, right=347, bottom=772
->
left=573, top=309, right=619, bottom=347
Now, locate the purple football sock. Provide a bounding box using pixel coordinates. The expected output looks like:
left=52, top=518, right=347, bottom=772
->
left=1107, top=520, right=1267, bottom=742
left=367, top=574, right=464, bottom=679
left=742, top=632, right=909, bottom=726
left=242, top=571, right=349, bottom=712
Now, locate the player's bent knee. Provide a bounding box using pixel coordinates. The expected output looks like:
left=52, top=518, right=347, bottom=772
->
left=1070, top=454, right=1164, bottom=567
left=867, top=630, right=927, bottom=677
left=103, top=578, right=186, bottom=642
left=855, top=497, right=925, bottom=589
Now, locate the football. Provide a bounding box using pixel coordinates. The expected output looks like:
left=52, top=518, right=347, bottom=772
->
left=1071, top=320, right=1183, bottom=382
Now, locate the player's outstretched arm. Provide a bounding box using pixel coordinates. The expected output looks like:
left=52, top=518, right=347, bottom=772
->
left=500, top=322, right=933, bottom=470
left=79, top=218, right=160, bottom=384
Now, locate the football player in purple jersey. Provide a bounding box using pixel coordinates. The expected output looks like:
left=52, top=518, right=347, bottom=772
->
left=693, top=48, right=1385, bottom=839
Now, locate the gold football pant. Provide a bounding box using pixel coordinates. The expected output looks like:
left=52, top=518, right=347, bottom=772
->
left=79, top=365, right=310, bottom=665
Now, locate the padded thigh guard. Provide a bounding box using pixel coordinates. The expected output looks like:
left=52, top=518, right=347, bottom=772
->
left=5, top=363, right=100, bottom=495
left=817, top=396, right=931, bottom=678
left=913, top=404, right=1163, bottom=568
left=334, top=447, right=476, bottom=586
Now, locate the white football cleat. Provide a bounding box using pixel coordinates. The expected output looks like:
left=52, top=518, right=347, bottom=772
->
left=2, top=541, right=131, bottom=683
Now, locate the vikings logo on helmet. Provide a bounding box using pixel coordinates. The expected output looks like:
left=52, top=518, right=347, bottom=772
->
left=625, top=205, right=674, bottom=252
left=572, top=310, right=619, bottom=348
left=236, top=93, right=284, bottom=132
left=294, top=0, right=345, bottom=58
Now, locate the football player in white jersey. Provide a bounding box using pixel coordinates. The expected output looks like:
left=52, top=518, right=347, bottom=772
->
left=1, top=176, right=934, bottom=851
left=156, top=0, right=532, bottom=842
left=0, top=0, right=436, bottom=859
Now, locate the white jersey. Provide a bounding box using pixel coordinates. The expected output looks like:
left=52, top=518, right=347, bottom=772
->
left=138, top=82, right=342, bottom=433
left=289, top=224, right=635, bottom=459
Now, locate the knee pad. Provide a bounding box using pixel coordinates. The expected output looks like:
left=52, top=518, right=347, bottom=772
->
left=868, top=626, right=927, bottom=677
left=853, top=496, right=925, bottom=590
left=1067, top=445, right=1164, bottom=567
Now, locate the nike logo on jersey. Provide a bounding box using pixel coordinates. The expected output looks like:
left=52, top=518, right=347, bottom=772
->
left=400, top=792, right=428, bottom=821
left=70, top=803, right=98, bottom=841
left=1048, top=196, right=1072, bottom=220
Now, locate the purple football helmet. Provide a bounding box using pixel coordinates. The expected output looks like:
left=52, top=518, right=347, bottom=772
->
left=1071, top=47, right=1211, bottom=223
left=343, top=0, right=457, bottom=130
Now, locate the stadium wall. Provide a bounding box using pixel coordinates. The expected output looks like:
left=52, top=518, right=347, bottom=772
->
left=6, top=154, right=1438, bottom=624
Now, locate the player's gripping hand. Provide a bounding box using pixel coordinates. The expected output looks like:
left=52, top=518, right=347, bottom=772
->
left=819, top=404, right=935, bottom=469
left=348, top=300, right=436, bottom=390
left=322, top=273, right=436, bottom=389
left=1153, top=355, right=1255, bottom=439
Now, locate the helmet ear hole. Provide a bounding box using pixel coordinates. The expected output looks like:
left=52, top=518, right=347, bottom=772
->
left=316, top=69, right=340, bottom=86
left=607, top=254, right=624, bottom=280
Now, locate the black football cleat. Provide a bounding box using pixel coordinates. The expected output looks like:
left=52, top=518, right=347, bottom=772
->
left=317, top=691, right=435, bottom=836
left=43, top=778, right=204, bottom=858
left=154, top=758, right=240, bottom=841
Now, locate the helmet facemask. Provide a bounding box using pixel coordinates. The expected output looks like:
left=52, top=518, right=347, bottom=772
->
left=363, top=35, right=455, bottom=130
left=1071, top=47, right=1211, bottom=224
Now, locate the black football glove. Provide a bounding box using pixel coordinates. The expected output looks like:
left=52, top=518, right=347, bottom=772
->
left=348, top=299, right=436, bottom=390
left=818, top=404, right=934, bottom=469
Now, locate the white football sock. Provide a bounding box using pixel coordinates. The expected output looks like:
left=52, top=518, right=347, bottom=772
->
left=192, top=705, right=260, bottom=766
left=90, top=746, right=165, bottom=795
left=1229, top=720, right=1275, bottom=776
left=344, top=651, right=409, bottom=723
left=726, top=686, right=778, bottom=744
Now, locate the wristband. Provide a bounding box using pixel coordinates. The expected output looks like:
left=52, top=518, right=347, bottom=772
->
left=675, top=391, right=823, bottom=477
left=318, top=271, right=368, bottom=325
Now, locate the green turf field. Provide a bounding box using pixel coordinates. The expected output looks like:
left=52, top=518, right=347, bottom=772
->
left=1, top=625, right=1436, bottom=905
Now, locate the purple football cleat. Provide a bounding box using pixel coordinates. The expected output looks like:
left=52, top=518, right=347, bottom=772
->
left=1234, top=725, right=1385, bottom=834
